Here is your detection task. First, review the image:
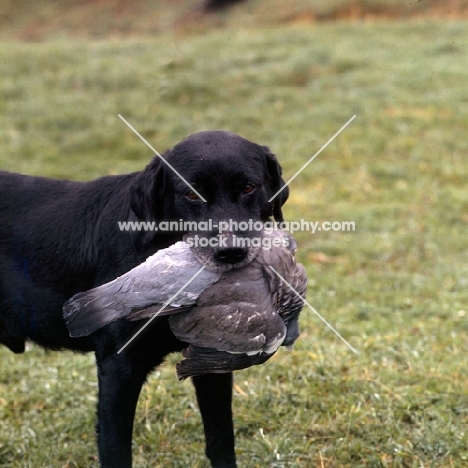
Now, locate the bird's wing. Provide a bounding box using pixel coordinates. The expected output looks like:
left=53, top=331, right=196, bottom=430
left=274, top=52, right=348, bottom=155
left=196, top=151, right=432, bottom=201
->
left=126, top=303, right=193, bottom=321
left=196, top=264, right=265, bottom=306
left=168, top=300, right=286, bottom=355
left=63, top=241, right=221, bottom=337
left=254, top=231, right=308, bottom=345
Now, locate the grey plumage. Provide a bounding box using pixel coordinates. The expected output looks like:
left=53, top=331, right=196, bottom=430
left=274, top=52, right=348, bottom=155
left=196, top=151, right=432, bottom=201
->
left=63, top=230, right=307, bottom=379
left=63, top=242, right=221, bottom=337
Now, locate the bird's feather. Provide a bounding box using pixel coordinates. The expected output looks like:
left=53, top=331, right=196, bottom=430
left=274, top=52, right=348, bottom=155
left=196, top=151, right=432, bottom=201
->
left=175, top=345, right=273, bottom=380
left=63, top=241, right=220, bottom=337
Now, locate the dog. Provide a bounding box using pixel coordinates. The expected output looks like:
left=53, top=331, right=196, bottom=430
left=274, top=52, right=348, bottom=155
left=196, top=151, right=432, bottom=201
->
left=0, top=130, right=289, bottom=467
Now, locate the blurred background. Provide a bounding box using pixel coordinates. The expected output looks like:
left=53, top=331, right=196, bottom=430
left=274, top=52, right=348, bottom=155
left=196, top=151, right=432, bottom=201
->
left=1, top=1, right=467, bottom=467
left=1, top=0, right=468, bottom=40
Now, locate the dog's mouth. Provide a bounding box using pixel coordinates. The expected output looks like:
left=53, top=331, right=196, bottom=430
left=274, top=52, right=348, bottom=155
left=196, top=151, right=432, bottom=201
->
left=184, top=232, right=263, bottom=273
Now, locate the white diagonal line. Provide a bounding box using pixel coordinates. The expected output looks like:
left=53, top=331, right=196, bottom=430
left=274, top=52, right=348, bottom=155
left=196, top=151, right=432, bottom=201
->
left=118, top=114, right=207, bottom=202
left=268, top=114, right=356, bottom=202
left=268, top=265, right=358, bottom=354
left=117, top=265, right=207, bottom=354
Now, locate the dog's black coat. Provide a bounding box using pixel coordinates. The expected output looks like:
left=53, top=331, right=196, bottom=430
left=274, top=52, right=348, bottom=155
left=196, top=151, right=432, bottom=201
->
left=0, top=131, right=288, bottom=468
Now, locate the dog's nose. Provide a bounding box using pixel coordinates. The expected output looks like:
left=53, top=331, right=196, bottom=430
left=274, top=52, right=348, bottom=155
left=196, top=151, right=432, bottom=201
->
left=215, top=246, right=248, bottom=264
left=215, top=233, right=249, bottom=264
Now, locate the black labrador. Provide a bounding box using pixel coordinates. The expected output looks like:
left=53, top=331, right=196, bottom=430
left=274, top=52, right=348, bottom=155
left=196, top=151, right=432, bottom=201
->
left=0, top=130, right=289, bottom=467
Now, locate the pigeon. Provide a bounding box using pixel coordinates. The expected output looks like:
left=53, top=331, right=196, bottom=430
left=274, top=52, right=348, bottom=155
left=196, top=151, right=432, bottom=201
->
left=63, top=230, right=307, bottom=379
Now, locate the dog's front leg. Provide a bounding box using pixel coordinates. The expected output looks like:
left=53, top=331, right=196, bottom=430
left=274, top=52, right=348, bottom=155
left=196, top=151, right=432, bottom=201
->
left=192, top=372, right=237, bottom=468
left=95, top=353, right=147, bottom=468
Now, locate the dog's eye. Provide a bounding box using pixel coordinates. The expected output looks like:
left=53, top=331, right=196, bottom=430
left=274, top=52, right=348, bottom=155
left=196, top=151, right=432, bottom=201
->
left=242, top=184, right=255, bottom=195
left=186, top=190, right=200, bottom=201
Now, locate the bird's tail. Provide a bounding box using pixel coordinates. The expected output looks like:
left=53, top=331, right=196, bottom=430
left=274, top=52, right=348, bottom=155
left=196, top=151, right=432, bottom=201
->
left=175, top=345, right=273, bottom=380
left=63, top=281, right=126, bottom=337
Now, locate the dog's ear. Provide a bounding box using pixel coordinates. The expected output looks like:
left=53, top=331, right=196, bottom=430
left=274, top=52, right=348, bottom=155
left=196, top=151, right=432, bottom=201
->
left=130, top=155, right=166, bottom=222
left=260, top=146, right=289, bottom=223
left=128, top=155, right=168, bottom=255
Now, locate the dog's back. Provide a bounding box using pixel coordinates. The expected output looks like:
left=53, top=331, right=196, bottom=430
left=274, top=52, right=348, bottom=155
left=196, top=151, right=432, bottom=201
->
left=0, top=170, right=138, bottom=353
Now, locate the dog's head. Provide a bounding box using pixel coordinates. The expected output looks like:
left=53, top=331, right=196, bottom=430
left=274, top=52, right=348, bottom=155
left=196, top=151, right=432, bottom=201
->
left=130, top=131, right=289, bottom=268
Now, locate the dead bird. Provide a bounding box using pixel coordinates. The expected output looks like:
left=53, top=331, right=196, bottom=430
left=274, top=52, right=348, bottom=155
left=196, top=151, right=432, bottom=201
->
left=64, top=230, right=307, bottom=379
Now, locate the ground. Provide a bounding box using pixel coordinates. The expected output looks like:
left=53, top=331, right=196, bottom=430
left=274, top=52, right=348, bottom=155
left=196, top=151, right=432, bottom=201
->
left=0, top=1, right=468, bottom=467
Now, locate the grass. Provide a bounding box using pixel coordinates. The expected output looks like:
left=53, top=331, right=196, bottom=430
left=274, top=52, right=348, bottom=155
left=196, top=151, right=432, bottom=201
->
left=1, top=7, right=468, bottom=468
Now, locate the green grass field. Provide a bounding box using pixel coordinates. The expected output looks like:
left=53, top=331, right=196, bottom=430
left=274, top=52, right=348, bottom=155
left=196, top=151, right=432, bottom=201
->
left=1, top=3, right=468, bottom=467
